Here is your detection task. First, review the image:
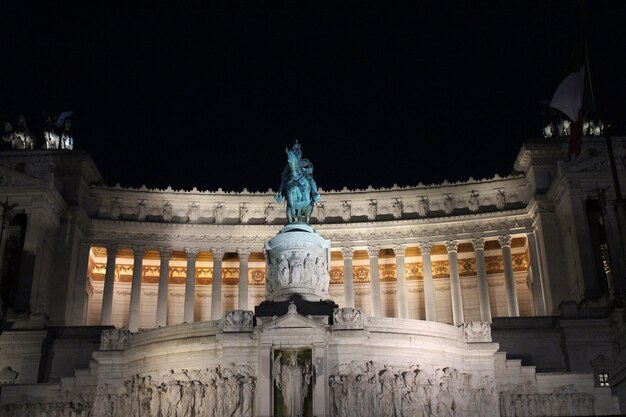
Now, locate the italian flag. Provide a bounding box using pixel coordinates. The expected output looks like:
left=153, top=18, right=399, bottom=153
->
left=550, top=41, right=591, bottom=159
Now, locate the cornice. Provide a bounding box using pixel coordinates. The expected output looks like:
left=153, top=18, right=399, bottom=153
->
left=86, top=208, right=532, bottom=247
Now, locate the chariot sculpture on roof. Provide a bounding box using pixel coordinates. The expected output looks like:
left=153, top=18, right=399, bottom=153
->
left=275, top=140, right=320, bottom=224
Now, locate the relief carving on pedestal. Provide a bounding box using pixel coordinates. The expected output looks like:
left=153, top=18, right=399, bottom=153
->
left=101, top=328, right=134, bottom=350
left=329, top=361, right=497, bottom=417
left=0, top=391, right=93, bottom=417
left=0, top=367, right=18, bottom=384
left=333, top=307, right=364, bottom=329
left=458, top=321, right=491, bottom=342
left=94, top=366, right=255, bottom=417
left=223, top=310, right=254, bottom=332
left=498, top=382, right=594, bottom=417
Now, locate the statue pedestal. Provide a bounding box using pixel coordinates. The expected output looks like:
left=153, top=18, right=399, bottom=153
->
left=264, top=223, right=331, bottom=302
left=259, top=223, right=336, bottom=320
left=255, top=293, right=338, bottom=319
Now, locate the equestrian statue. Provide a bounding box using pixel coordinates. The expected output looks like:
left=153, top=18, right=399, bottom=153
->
left=275, top=140, right=320, bottom=224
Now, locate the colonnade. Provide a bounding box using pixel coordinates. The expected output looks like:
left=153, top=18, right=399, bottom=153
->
left=98, top=245, right=247, bottom=332
left=339, top=234, right=527, bottom=325
left=93, top=233, right=539, bottom=331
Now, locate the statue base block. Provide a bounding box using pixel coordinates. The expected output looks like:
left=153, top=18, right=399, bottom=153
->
left=255, top=294, right=338, bottom=320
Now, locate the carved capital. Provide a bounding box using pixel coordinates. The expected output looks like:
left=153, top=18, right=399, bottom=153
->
left=471, top=237, right=485, bottom=251
left=498, top=235, right=512, bottom=248
left=444, top=240, right=459, bottom=253
left=131, top=245, right=146, bottom=258
left=341, top=246, right=354, bottom=259
left=367, top=245, right=380, bottom=258
left=159, top=246, right=173, bottom=258
left=105, top=243, right=119, bottom=258
left=393, top=243, right=406, bottom=257
left=185, top=247, right=199, bottom=259
left=237, top=247, right=252, bottom=260
left=212, top=247, right=226, bottom=260
left=418, top=241, right=433, bottom=255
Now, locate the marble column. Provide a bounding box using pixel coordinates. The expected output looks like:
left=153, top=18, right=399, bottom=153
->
left=211, top=248, right=226, bottom=320
left=394, top=244, right=409, bottom=319
left=100, top=243, right=118, bottom=326
left=156, top=246, right=172, bottom=327
left=341, top=247, right=355, bottom=308
left=499, top=235, right=520, bottom=317
left=367, top=245, right=382, bottom=317
left=237, top=247, right=251, bottom=310
left=128, top=245, right=145, bottom=332
left=183, top=247, right=199, bottom=323
left=526, top=232, right=547, bottom=315
left=471, top=237, right=492, bottom=323
left=419, top=242, right=437, bottom=322
left=445, top=240, right=464, bottom=326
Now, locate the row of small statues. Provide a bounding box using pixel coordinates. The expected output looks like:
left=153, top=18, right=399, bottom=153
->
left=103, top=188, right=508, bottom=225
left=267, top=252, right=330, bottom=292
left=329, top=362, right=497, bottom=417
left=543, top=118, right=604, bottom=139
left=1, top=112, right=75, bottom=151
left=94, top=366, right=255, bottom=417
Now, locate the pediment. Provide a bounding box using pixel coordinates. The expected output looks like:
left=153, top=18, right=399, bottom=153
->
left=0, top=165, right=42, bottom=187
left=258, top=304, right=328, bottom=330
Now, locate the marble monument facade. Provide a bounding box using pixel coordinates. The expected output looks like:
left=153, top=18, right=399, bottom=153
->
left=0, top=137, right=624, bottom=415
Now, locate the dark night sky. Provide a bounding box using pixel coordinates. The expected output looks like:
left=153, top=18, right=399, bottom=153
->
left=0, top=1, right=625, bottom=192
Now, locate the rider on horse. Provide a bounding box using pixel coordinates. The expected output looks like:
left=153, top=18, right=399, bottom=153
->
left=275, top=141, right=320, bottom=224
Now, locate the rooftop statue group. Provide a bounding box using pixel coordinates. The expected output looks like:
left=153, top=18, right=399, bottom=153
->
left=275, top=141, right=320, bottom=224
left=2, top=111, right=74, bottom=151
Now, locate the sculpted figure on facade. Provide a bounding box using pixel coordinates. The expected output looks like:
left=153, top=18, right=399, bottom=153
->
left=316, top=202, right=326, bottom=222
left=136, top=199, right=147, bottom=221
left=43, top=114, right=60, bottom=149
left=239, top=202, right=249, bottom=223
left=223, top=310, right=248, bottom=328
left=214, top=203, right=224, bottom=223
left=273, top=351, right=312, bottom=417
left=187, top=201, right=199, bottom=222
left=417, top=196, right=429, bottom=217
left=110, top=198, right=121, bottom=219
left=367, top=199, right=377, bottom=220
left=341, top=201, right=351, bottom=221
left=458, top=321, right=491, bottom=341
left=2, top=115, right=36, bottom=150
left=264, top=202, right=276, bottom=223
left=101, top=328, right=133, bottom=350
left=42, top=111, right=74, bottom=149
left=333, top=307, right=363, bottom=328
left=558, top=119, right=571, bottom=137
left=275, top=140, right=320, bottom=224
left=443, top=194, right=454, bottom=214
left=392, top=198, right=403, bottom=219
left=468, top=191, right=480, bottom=212
left=162, top=201, right=173, bottom=222
left=496, top=189, right=506, bottom=209
left=60, top=118, right=74, bottom=150
left=315, top=256, right=330, bottom=292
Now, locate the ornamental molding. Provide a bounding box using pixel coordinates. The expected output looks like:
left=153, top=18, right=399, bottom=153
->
left=88, top=175, right=531, bottom=226
left=86, top=212, right=534, bottom=247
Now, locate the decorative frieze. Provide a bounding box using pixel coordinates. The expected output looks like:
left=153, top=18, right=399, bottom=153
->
left=88, top=253, right=529, bottom=285
left=329, top=361, right=497, bottom=417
